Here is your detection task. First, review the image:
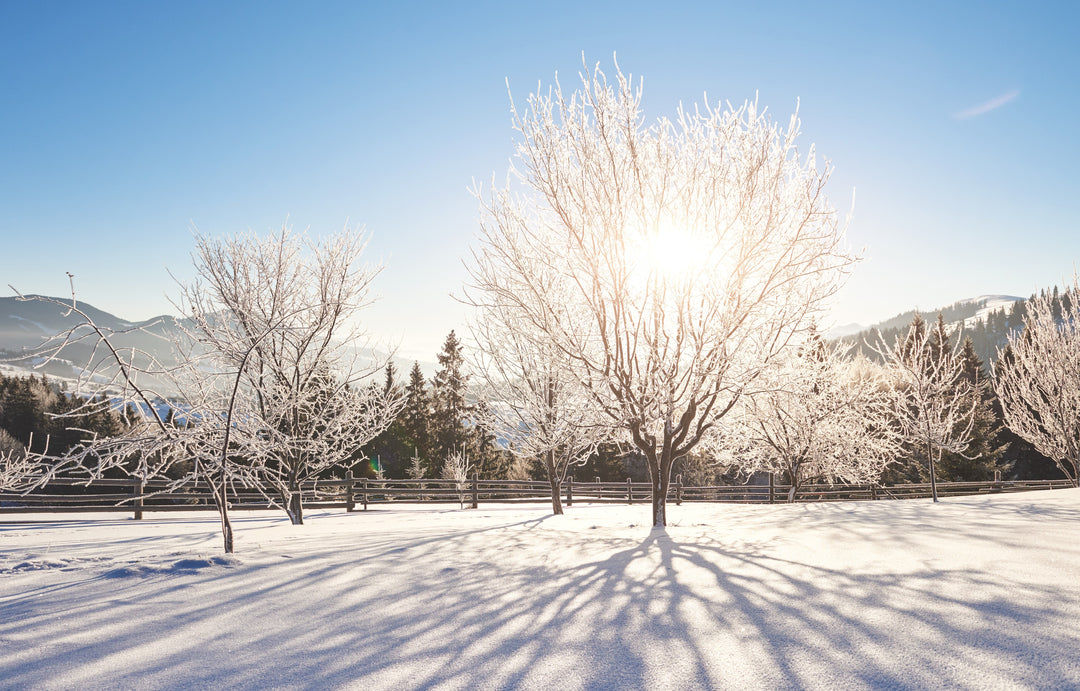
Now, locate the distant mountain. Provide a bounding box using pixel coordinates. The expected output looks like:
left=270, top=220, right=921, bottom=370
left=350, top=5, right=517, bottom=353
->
left=839, top=294, right=1027, bottom=365
left=825, top=322, right=865, bottom=339
left=0, top=295, right=436, bottom=390
left=0, top=295, right=179, bottom=387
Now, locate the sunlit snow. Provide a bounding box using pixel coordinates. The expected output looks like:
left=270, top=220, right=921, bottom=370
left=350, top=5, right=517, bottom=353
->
left=2, top=491, right=1078, bottom=689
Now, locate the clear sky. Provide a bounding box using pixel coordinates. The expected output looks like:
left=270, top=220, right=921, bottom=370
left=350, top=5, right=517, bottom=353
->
left=2, top=1, right=1078, bottom=361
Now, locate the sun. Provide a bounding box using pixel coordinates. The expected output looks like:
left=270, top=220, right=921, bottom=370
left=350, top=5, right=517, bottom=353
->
left=625, top=216, right=715, bottom=293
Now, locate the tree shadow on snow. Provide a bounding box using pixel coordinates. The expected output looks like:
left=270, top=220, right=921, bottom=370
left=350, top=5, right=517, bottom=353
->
left=0, top=504, right=1078, bottom=690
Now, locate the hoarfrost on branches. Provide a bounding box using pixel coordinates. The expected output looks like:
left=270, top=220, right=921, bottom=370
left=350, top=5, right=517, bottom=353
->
left=470, top=57, right=855, bottom=526
left=720, top=334, right=899, bottom=502
left=176, top=223, right=404, bottom=525
left=994, top=275, right=1080, bottom=486
left=467, top=270, right=608, bottom=515
left=879, top=316, right=977, bottom=502
left=6, top=222, right=403, bottom=549
left=441, top=447, right=472, bottom=509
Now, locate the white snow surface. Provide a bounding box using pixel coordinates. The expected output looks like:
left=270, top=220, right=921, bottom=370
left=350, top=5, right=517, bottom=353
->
left=962, top=294, right=1023, bottom=328
left=2, top=491, right=1079, bottom=690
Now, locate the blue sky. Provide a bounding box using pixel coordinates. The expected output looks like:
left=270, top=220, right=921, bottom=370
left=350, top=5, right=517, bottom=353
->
left=2, top=1, right=1078, bottom=360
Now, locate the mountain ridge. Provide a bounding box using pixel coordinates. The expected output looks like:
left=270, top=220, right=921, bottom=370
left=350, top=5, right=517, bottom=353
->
left=0, top=295, right=436, bottom=387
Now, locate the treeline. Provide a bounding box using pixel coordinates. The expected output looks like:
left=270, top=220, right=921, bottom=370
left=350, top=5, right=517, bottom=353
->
left=849, top=289, right=1080, bottom=368
left=0, top=374, right=125, bottom=458
left=849, top=308, right=1066, bottom=483
left=4, top=316, right=1068, bottom=488
left=359, top=331, right=653, bottom=482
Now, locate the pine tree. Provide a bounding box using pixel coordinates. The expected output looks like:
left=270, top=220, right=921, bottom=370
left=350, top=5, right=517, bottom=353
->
left=936, top=338, right=1010, bottom=480
left=401, top=361, right=434, bottom=477
left=361, top=362, right=413, bottom=478
left=431, top=331, right=470, bottom=475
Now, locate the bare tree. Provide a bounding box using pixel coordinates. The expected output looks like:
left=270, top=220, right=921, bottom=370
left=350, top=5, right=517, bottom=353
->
left=879, top=316, right=977, bottom=502
left=468, top=299, right=607, bottom=515
left=441, top=447, right=471, bottom=509
left=994, top=277, right=1080, bottom=487
left=723, top=337, right=900, bottom=502
left=176, top=223, right=403, bottom=524
left=1, top=287, right=273, bottom=553
left=6, top=222, right=401, bottom=550
left=469, top=58, right=854, bottom=526
left=0, top=429, right=38, bottom=491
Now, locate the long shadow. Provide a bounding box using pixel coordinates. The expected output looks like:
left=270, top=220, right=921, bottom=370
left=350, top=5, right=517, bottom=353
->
left=0, top=499, right=1078, bottom=689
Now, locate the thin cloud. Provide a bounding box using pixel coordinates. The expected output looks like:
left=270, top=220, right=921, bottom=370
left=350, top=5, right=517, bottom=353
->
left=953, top=89, right=1020, bottom=120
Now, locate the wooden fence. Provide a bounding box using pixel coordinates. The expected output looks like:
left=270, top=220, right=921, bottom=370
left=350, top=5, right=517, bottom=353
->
left=1, top=473, right=1074, bottom=519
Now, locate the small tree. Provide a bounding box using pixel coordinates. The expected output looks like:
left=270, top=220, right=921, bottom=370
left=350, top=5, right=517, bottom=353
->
left=2, top=287, right=275, bottom=553
left=468, top=297, right=607, bottom=514
left=178, top=224, right=403, bottom=524
left=470, top=58, right=854, bottom=526
left=994, top=275, right=1080, bottom=487
left=724, top=337, right=899, bottom=502
left=0, top=428, right=36, bottom=491
left=441, top=447, right=471, bottom=509
left=879, top=315, right=977, bottom=501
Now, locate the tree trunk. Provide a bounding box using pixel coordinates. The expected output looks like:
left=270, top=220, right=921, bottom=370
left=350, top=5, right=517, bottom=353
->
left=286, top=484, right=304, bottom=525
left=546, top=450, right=563, bottom=515
left=650, top=457, right=672, bottom=527
left=927, top=440, right=939, bottom=502
left=549, top=475, right=564, bottom=515
left=215, top=484, right=234, bottom=554
left=787, top=468, right=799, bottom=503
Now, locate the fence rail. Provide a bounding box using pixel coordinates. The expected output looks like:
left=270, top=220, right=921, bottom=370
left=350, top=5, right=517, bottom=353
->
left=1, top=474, right=1074, bottom=519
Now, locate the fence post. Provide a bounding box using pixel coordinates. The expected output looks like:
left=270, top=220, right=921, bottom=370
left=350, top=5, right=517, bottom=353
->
left=565, top=476, right=573, bottom=507
left=675, top=474, right=683, bottom=506
left=471, top=473, right=479, bottom=509
left=769, top=473, right=775, bottom=505
left=362, top=478, right=368, bottom=510
left=870, top=483, right=877, bottom=501
left=133, top=479, right=144, bottom=520
left=345, top=470, right=355, bottom=512
left=627, top=477, right=633, bottom=505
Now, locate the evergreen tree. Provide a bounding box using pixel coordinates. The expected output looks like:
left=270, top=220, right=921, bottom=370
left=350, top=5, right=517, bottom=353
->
left=935, top=338, right=1010, bottom=481
left=401, top=361, right=434, bottom=476
left=431, top=331, right=470, bottom=475
left=361, top=362, right=413, bottom=478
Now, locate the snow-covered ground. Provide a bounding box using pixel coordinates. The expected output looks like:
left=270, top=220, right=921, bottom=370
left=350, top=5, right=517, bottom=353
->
left=2, top=490, right=1079, bottom=690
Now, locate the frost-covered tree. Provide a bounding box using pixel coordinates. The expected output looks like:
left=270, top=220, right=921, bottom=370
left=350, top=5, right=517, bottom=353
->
left=177, top=224, right=403, bottom=524
left=467, top=297, right=607, bottom=514
left=7, top=223, right=401, bottom=550
left=2, top=287, right=270, bottom=552
left=441, top=447, right=471, bottom=509
left=880, top=315, right=977, bottom=501
left=470, top=58, right=854, bottom=526
left=994, top=275, right=1080, bottom=487
left=0, top=428, right=35, bottom=491
left=723, top=335, right=899, bottom=502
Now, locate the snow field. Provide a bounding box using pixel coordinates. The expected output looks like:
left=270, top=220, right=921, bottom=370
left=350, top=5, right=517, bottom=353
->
left=1, top=490, right=1079, bottom=689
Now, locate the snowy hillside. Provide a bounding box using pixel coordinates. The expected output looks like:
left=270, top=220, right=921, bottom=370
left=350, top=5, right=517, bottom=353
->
left=0, top=296, right=437, bottom=385
left=2, top=491, right=1078, bottom=689
left=960, top=294, right=1024, bottom=327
